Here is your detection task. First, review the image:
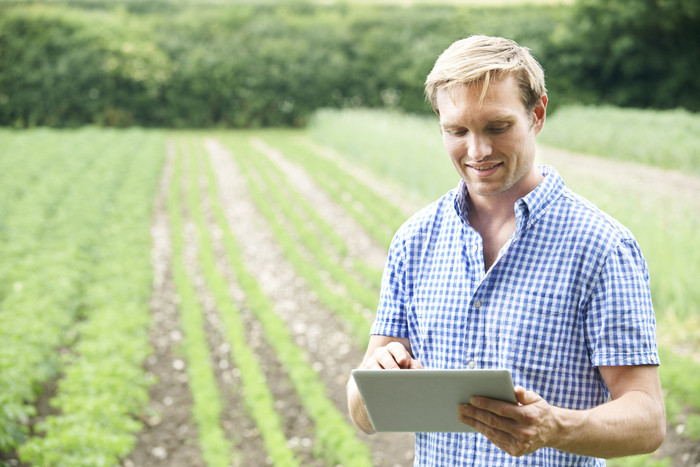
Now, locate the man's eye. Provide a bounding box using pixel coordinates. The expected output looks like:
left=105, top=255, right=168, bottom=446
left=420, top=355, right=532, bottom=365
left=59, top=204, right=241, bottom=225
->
left=489, top=125, right=509, bottom=134
left=451, top=129, right=468, bottom=136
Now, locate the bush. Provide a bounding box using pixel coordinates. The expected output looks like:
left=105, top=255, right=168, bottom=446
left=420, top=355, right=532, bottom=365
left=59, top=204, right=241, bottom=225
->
left=543, top=0, right=700, bottom=111
left=0, top=2, right=562, bottom=128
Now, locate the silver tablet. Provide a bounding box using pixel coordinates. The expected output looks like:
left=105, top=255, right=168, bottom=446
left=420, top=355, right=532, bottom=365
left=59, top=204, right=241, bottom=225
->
left=351, top=369, right=516, bottom=433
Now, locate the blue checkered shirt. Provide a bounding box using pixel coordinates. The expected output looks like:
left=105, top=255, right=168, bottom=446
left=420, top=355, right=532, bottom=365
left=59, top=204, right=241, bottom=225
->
left=371, top=166, right=659, bottom=466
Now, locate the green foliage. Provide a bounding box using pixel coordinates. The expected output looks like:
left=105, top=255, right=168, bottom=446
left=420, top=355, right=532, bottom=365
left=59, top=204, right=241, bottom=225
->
left=0, top=2, right=562, bottom=128
left=165, top=146, right=233, bottom=467
left=0, top=6, right=173, bottom=127
left=0, top=128, right=163, bottom=464
left=543, top=0, right=700, bottom=111
left=2, top=0, right=697, bottom=126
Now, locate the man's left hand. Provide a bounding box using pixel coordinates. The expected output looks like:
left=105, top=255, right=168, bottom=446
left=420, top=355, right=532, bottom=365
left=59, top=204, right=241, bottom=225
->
left=458, top=386, right=559, bottom=457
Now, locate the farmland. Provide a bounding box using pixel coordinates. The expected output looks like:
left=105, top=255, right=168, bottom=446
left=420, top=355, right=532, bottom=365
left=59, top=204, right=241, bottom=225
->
left=1, top=106, right=699, bottom=466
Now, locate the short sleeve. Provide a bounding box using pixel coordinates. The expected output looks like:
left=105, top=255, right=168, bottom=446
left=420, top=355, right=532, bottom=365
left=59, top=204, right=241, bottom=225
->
left=585, top=239, right=660, bottom=367
left=370, top=231, right=410, bottom=338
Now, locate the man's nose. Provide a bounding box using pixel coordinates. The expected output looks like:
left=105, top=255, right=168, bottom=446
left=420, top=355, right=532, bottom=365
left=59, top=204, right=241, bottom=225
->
left=467, top=133, right=492, bottom=161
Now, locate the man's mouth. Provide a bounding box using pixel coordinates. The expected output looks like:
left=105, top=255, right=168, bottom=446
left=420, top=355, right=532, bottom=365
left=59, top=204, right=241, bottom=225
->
left=467, top=162, right=502, bottom=175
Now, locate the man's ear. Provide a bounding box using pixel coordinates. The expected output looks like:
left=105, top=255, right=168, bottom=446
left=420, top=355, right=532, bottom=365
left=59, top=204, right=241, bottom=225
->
left=532, top=95, right=547, bottom=134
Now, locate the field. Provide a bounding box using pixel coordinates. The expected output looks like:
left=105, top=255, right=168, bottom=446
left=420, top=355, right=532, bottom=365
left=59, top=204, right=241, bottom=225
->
left=1, top=107, right=699, bottom=466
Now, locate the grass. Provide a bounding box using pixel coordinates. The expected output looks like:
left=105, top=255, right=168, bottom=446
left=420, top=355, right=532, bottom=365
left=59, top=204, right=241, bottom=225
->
left=540, top=105, right=700, bottom=175
left=308, top=108, right=458, bottom=201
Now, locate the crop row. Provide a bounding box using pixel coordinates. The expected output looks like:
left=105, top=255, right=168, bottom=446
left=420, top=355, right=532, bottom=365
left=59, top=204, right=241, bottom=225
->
left=201, top=138, right=375, bottom=466
left=166, top=142, right=237, bottom=466
left=0, top=129, right=164, bottom=465
left=265, top=132, right=407, bottom=248
left=220, top=134, right=376, bottom=346
left=249, top=137, right=383, bottom=290
left=0, top=130, right=95, bottom=453
left=174, top=139, right=300, bottom=465
left=164, top=136, right=375, bottom=465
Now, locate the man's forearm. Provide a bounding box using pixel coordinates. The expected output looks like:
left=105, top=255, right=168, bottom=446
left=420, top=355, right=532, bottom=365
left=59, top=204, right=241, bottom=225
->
left=347, top=377, right=376, bottom=434
left=551, top=390, right=666, bottom=458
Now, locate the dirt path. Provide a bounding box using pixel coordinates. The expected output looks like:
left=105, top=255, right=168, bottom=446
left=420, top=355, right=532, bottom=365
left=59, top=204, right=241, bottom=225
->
left=537, top=144, right=700, bottom=216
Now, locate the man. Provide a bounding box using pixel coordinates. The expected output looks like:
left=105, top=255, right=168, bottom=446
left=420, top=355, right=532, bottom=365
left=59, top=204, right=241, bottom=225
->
left=347, top=35, right=665, bottom=466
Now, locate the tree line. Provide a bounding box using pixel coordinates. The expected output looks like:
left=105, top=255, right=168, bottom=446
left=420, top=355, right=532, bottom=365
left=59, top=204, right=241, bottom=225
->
left=0, top=0, right=697, bottom=128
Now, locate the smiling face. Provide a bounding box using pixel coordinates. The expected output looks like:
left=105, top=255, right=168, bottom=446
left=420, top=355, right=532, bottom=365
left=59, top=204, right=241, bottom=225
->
left=437, top=74, right=547, bottom=203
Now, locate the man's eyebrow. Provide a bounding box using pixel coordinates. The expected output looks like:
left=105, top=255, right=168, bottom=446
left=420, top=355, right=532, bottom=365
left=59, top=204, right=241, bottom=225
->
left=440, top=115, right=515, bottom=129
left=486, top=114, right=517, bottom=123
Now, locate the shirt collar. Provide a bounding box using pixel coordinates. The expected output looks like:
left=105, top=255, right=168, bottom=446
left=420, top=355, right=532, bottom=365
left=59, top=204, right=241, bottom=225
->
left=453, top=165, right=565, bottom=226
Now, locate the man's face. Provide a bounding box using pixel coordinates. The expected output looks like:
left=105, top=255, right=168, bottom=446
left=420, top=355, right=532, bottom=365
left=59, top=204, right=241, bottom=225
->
left=437, top=75, right=546, bottom=201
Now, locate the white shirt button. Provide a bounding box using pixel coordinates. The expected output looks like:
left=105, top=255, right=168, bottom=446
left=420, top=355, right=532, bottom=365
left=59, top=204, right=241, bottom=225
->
left=473, top=244, right=479, bottom=253
left=468, top=360, right=477, bottom=369
left=474, top=300, right=482, bottom=309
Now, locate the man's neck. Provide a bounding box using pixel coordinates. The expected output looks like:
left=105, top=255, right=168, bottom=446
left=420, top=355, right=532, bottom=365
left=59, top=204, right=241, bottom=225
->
left=465, top=171, right=544, bottom=270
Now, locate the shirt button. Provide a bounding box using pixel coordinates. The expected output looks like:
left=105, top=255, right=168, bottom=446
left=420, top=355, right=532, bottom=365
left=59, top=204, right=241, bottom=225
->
left=474, top=300, right=482, bottom=309
left=473, top=244, right=479, bottom=253
left=468, top=360, right=477, bottom=369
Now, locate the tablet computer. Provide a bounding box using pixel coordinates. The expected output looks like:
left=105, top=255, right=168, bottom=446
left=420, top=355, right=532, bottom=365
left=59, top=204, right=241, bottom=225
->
left=351, top=369, right=515, bottom=433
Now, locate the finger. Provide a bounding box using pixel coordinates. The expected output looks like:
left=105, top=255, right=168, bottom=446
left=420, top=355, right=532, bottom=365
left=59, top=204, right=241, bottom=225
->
left=514, top=386, right=541, bottom=406
left=460, top=403, right=518, bottom=431
left=372, top=347, right=401, bottom=369
left=458, top=406, right=519, bottom=450
left=410, top=358, right=424, bottom=369
left=385, top=342, right=411, bottom=368
left=362, top=357, right=382, bottom=369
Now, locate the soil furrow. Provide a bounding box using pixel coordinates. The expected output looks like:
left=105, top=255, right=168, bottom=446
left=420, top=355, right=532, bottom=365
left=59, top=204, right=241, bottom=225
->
left=124, top=141, right=204, bottom=467
left=205, top=138, right=416, bottom=467
left=194, top=147, right=323, bottom=466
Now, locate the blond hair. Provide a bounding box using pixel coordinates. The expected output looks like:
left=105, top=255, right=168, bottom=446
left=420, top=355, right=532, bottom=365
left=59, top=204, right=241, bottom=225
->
left=425, top=35, right=546, bottom=115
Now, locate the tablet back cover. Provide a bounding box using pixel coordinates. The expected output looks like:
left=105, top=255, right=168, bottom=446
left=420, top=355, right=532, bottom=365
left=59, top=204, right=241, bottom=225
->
left=352, top=369, right=515, bottom=433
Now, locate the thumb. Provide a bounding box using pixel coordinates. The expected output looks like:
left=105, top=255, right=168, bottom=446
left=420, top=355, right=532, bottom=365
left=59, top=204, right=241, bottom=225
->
left=514, top=385, right=541, bottom=406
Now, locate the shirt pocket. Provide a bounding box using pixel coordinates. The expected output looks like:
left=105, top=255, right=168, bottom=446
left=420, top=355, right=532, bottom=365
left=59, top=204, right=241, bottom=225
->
left=504, top=287, right=576, bottom=373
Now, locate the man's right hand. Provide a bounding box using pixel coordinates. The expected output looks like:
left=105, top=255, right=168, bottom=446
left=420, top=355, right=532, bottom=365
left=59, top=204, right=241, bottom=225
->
left=348, top=336, right=423, bottom=434
left=363, top=340, right=424, bottom=370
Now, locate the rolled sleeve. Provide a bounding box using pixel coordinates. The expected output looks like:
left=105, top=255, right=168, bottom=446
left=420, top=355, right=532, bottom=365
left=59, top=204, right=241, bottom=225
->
left=586, top=239, right=660, bottom=367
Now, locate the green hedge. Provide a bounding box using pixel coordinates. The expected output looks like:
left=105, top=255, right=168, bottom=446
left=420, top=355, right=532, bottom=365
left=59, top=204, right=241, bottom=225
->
left=0, top=2, right=562, bottom=127
left=542, top=0, right=700, bottom=111
left=0, top=1, right=696, bottom=128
